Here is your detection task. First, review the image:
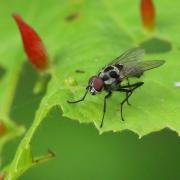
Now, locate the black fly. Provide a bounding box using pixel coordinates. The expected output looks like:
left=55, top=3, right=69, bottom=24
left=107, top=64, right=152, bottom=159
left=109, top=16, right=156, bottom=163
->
left=67, top=48, right=165, bottom=128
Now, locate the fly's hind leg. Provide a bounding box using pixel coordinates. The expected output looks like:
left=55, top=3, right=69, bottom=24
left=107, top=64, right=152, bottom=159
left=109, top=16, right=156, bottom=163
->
left=126, top=78, right=131, bottom=105
left=116, top=82, right=144, bottom=121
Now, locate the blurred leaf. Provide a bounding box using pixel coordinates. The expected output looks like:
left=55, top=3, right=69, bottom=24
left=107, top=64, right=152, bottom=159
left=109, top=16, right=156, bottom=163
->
left=0, top=0, right=180, bottom=179
left=0, top=15, right=25, bottom=166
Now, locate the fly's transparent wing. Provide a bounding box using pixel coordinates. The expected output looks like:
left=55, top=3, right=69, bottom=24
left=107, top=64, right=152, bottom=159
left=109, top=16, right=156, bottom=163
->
left=109, top=48, right=145, bottom=65
left=123, top=60, right=165, bottom=78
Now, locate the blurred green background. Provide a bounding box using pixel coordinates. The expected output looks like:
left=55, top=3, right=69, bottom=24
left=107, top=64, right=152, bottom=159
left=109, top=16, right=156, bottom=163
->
left=3, top=63, right=180, bottom=180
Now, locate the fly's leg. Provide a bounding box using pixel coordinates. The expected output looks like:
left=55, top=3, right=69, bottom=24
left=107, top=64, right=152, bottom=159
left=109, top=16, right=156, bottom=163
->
left=114, top=88, right=132, bottom=121
left=126, top=92, right=131, bottom=105
left=126, top=78, right=131, bottom=105
left=120, top=82, right=144, bottom=89
left=120, top=92, right=131, bottom=121
left=117, top=82, right=144, bottom=121
left=67, top=86, right=89, bottom=103
left=100, top=91, right=112, bottom=128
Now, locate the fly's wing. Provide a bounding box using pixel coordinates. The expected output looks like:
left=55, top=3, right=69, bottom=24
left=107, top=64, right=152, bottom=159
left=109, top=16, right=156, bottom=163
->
left=109, top=48, right=145, bottom=65
left=123, top=60, right=165, bottom=78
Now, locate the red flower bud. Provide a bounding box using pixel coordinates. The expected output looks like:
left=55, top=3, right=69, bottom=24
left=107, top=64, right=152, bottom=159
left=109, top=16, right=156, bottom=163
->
left=140, top=0, right=155, bottom=31
left=0, top=121, right=6, bottom=137
left=12, top=14, right=49, bottom=71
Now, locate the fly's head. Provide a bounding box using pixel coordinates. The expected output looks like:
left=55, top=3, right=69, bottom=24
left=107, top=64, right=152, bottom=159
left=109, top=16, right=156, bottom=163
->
left=88, top=76, right=104, bottom=95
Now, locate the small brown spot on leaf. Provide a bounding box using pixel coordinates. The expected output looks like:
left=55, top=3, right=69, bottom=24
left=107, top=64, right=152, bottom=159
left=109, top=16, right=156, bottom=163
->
left=75, top=69, right=85, bottom=73
left=65, top=12, right=80, bottom=22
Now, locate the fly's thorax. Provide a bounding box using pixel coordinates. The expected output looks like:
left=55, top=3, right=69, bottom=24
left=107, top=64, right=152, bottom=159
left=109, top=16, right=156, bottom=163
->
left=88, top=76, right=104, bottom=95
left=99, top=65, right=124, bottom=85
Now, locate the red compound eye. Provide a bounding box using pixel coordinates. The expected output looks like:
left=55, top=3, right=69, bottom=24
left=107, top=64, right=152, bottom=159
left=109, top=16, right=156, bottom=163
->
left=90, top=76, right=104, bottom=92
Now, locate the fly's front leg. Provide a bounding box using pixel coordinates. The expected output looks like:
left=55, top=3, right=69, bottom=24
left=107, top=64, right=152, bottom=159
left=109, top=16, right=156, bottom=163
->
left=100, top=91, right=112, bottom=128
left=67, top=86, right=89, bottom=103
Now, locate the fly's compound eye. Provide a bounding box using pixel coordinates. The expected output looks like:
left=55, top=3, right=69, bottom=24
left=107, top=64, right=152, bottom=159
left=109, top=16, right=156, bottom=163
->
left=89, top=76, right=104, bottom=93
left=109, top=71, right=119, bottom=78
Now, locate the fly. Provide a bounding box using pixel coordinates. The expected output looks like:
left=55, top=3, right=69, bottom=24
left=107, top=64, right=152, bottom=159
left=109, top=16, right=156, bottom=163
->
left=67, top=48, right=165, bottom=128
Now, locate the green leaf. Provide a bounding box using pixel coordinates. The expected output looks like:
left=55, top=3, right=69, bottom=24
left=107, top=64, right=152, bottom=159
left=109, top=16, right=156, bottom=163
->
left=1, top=0, right=180, bottom=178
